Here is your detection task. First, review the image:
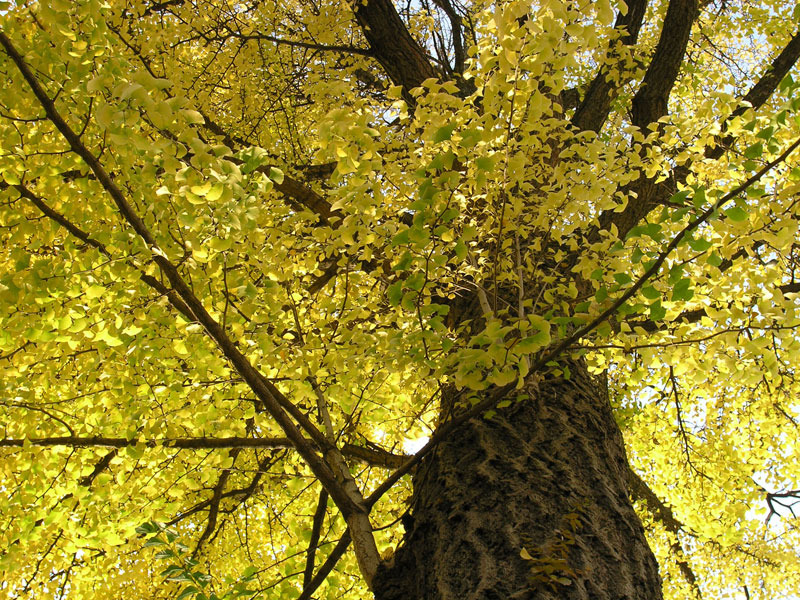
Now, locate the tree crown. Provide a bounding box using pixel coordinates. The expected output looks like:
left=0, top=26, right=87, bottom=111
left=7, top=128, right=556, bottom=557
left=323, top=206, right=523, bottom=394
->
left=0, top=0, right=799, bottom=598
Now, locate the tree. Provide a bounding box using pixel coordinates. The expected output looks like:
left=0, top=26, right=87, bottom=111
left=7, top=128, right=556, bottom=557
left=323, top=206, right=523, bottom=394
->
left=1, top=0, right=799, bottom=598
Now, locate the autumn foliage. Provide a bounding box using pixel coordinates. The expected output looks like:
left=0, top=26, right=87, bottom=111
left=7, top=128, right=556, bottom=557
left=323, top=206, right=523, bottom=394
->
left=1, top=0, right=799, bottom=598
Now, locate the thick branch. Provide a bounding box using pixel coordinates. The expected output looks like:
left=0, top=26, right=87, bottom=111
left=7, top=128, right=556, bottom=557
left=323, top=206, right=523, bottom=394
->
left=603, top=24, right=800, bottom=240
left=352, top=0, right=439, bottom=96
left=571, top=0, right=648, bottom=132
left=631, top=0, right=699, bottom=129
left=597, top=0, right=699, bottom=238
left=706, top=29, right=800, bottom=160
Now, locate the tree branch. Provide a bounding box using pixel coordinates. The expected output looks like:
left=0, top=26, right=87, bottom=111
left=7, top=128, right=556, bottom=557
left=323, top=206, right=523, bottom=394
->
left=303, top=489, right=330, bottom=588
left=0, top=28, right=381, bottom=586
left=297, top=531, right=351, bottom=600
left=602, top=22, right=800, bottom=241
left=571, top=0, right=648, bottom=132
left=598, top=0, right=699, bottom=238
left=197, top=113, right=340, bottom=223
left=3, top=181, right=197, bottom=323
left=351, top=0, right=439, bottom=98
left=705, top=28, right=800, bottom=160
left=631, top=0, right=699, bottom=129
left=226, top=31, right=373, bottom=57
left=627, top=468, right=702, bottom=598
left=192, top=448, right=241, bottom=558
left=0, top=436, right=407, bottom=467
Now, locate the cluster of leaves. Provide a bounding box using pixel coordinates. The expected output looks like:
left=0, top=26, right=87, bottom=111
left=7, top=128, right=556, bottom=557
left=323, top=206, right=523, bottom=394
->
left=136, top=522, right=258, bottom=600
left=520, top=499, right=589, bottom=591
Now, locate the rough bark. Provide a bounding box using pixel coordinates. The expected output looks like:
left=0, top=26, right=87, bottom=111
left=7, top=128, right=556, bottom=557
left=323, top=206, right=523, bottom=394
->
left=373, top=362, right=662, bottom=600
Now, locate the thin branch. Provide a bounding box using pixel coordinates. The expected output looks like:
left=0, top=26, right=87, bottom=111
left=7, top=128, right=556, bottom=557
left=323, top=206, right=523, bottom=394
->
left=192, top=448, right=241, bottom=558
left=227, top=32, right=373, bottom=57
left=303, top=489, right=330, bottom=588
left=3, top=181, right=197, bottom=322
left=297, top=530, right=351, bottom=600
left=0, top=435, right=295, bottom=449
left=627, top=468, right=702, bottom=598
left=766, top=489, right=800, bottom=523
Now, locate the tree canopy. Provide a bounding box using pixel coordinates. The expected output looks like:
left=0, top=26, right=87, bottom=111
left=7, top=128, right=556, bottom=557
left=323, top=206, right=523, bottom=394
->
left=0, top=0, right=799, bottom=598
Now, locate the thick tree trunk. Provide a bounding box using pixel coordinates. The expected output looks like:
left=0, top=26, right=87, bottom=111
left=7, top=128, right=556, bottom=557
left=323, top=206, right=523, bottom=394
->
left=373, top=362, right=663, bottom=600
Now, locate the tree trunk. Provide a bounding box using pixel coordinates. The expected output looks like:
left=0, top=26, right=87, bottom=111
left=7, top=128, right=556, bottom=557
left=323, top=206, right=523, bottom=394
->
left=373, top=362, right=663, bottom=600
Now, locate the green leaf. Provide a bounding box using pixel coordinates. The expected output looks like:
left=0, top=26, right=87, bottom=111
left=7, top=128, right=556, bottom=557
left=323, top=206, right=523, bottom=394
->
left=176, top=586, right=200, bottom=600
left=669, top=189, right=692, bottom=205
left=613, top=273, right=632, bottom=285
left=161, top=565, right=186, bottom=578
left=671, top=279, right=694, bottom=302
left=392, top=252, right=413, bottom=271
left=268, top=167, right=284, bottom=184
left=724, top=206, right=748, bottom=222
left=391, top=229, right=410, bottom=246
left=242, top=566, right=259, bottom=579
left=475, top=156, right=494, bottom=171
left=144, top=536, right=167, bottom=547
left=649, top=300, right=666, bottom=321
left=744, top=142, right=763, bottom=159
left=641, top=285, right=660, bottom=300
left=689, top=238, right=713, bottom=252
left=692, top=186, right=707, bottom=208
left=387, top=281, right=403, bottom=306
left=135, top=522, right=160, bottom=535
left=756, top=126, right=775, bottom=141
left=459, top=128, right=482, bottom=148
left=454, top=239, right=468, bottom=261
left=668, top=264, right=684, bottom=285
left=671, top=207, right=691, bottom=222
left=707, top=252, right=723, bottom=267
left=433, top=123, right=457, bottom=143
left=406, top=272, right=426, bottom=292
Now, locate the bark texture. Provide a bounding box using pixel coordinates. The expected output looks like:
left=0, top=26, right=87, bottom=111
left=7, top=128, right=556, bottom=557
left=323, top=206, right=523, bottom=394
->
left=373, top=363, right=662, bottom=600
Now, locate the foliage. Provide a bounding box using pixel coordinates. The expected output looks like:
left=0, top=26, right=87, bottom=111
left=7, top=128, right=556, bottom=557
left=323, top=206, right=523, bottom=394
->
left=0, top=0, right=799, bottom=598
